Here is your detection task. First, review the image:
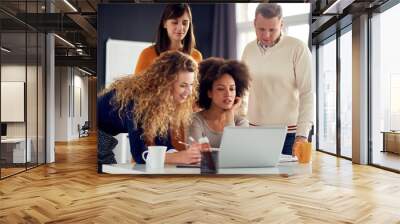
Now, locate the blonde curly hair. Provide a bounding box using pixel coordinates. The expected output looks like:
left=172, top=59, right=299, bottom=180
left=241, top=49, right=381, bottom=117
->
left=103, top=51, right=198, bottom=143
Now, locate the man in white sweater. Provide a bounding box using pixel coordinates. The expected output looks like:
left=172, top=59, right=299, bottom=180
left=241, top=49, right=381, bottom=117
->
left=241, top=3, right=313, bottom=155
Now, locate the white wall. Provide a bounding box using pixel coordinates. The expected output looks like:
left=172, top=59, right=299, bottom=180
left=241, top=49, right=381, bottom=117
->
left=1, top=64, right=26, bottom=81
left=105, top=39, right=149, bottom=87
left=1, top=65, right=32, bottom=137
left=72, top=72, right=89, bottom=138
left=1, top=63, right=46, bottom=163
left=55, top=66, right=69, bottom=141
left=55, top=67, right=89, bottom=141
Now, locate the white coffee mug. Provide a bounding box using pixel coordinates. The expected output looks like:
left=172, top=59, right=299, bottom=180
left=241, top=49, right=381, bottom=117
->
left=142, top=146, right=167, bottom=170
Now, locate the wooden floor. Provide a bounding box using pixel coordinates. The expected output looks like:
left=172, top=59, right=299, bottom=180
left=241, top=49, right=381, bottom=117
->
left=1, top=134, right=400, bottom=223
left=1, top=163, right=46, bottom=178
left=0, top=167, right=26, bottom=178
left=373, top=151, right=400, bottom=171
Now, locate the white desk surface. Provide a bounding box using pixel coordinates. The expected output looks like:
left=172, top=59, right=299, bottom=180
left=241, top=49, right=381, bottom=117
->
left=1, top=138, right=26, bottom=143
left=102, top=162, right=312, bottom=176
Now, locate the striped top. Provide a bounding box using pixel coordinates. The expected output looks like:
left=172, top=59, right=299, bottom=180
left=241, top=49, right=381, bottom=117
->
left=249, top=123, right=297, bottom=134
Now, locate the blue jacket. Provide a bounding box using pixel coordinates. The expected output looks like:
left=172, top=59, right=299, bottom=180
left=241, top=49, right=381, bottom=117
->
left=97, top=90, right=173, bottom=164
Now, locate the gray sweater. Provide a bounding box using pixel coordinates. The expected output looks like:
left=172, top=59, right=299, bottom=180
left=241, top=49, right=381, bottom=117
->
left=188, top=112, right=249, bottom=148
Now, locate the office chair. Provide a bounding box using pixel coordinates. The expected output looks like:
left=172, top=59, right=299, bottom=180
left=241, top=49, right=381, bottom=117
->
left=78, top=121, right=90, bottom=138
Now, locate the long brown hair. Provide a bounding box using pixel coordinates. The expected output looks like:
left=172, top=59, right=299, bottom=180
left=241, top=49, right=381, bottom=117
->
left=155, top=3, right=196, bottom=55
left=103, top=51, right=198, bottom=143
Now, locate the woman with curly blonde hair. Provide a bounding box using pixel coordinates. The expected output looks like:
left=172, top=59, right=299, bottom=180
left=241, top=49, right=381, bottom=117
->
left=98, top=51, right=201, bottom=164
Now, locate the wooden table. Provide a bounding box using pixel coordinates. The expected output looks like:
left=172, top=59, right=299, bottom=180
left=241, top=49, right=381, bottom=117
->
left=381, top=131, right=400, bottom=154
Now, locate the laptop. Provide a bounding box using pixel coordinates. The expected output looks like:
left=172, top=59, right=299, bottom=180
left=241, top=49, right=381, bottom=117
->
left=218, top=126, right=287, bottom=168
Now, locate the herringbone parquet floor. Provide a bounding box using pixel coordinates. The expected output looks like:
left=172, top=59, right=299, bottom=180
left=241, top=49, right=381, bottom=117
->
left=1, top=134, right=400, bottom=223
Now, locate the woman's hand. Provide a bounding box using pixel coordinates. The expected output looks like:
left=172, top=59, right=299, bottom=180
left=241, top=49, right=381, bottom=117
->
left=165, top=143, right=202, bottom=164
left=231, top=97, right=242, bottom=111
left=224, top=97, right=242, bottom=125
left=292, top=136, right=308, bottom=157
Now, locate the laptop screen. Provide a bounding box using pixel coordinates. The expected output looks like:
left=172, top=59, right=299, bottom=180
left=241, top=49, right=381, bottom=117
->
left=218, top=126, right=287, bottom=168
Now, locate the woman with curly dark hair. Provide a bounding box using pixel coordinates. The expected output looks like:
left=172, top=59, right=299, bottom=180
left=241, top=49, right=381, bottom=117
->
left=98, top=51, right=202, bottom=164
left=189, top=58, right=251, bottom=148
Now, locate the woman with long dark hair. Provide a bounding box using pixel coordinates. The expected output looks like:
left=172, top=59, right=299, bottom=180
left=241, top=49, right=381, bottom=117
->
left=134, top=3, right=202, bottom=74
left=134, top=4, right=203, bottom=151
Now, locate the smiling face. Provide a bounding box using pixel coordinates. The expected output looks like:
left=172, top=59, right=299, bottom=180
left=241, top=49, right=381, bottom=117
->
left=254, top=14, right=282, bottom=47
left=208, top=74, right=236, bottom=110
left=164, top=11, right=190, bottom=43
left=172, top=70, right=195, bottom=104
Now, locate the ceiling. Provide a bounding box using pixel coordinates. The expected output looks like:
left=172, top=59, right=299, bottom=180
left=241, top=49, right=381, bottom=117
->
left=1, top=0, right=100, bottom=74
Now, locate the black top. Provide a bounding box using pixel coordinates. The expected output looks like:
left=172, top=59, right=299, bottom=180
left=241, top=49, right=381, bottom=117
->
left=97, top=89, right=173, bottom=164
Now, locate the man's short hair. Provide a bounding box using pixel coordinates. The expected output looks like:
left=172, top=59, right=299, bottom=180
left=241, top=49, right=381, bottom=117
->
left=255, top=3, right=282, bottom=19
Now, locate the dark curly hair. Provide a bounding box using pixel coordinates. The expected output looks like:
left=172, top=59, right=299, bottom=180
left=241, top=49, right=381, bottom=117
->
left=197, top=57, right=251, bottom=109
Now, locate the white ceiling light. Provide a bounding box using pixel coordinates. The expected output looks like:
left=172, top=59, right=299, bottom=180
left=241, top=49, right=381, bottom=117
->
left=63, top=0, right=78, bottom=12
left=54, top=34, right=75, bottom=48
left=76, top=48, right=85, bottom=55
left=1, top=47, right=11, bottom=53
left=78, top=67, right=92, bottom=76
left=322, top=0, right=355, bottom=15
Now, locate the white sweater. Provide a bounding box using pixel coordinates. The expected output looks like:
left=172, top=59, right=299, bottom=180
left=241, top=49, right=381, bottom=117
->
left=241, top=35, right=313, bottom=138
